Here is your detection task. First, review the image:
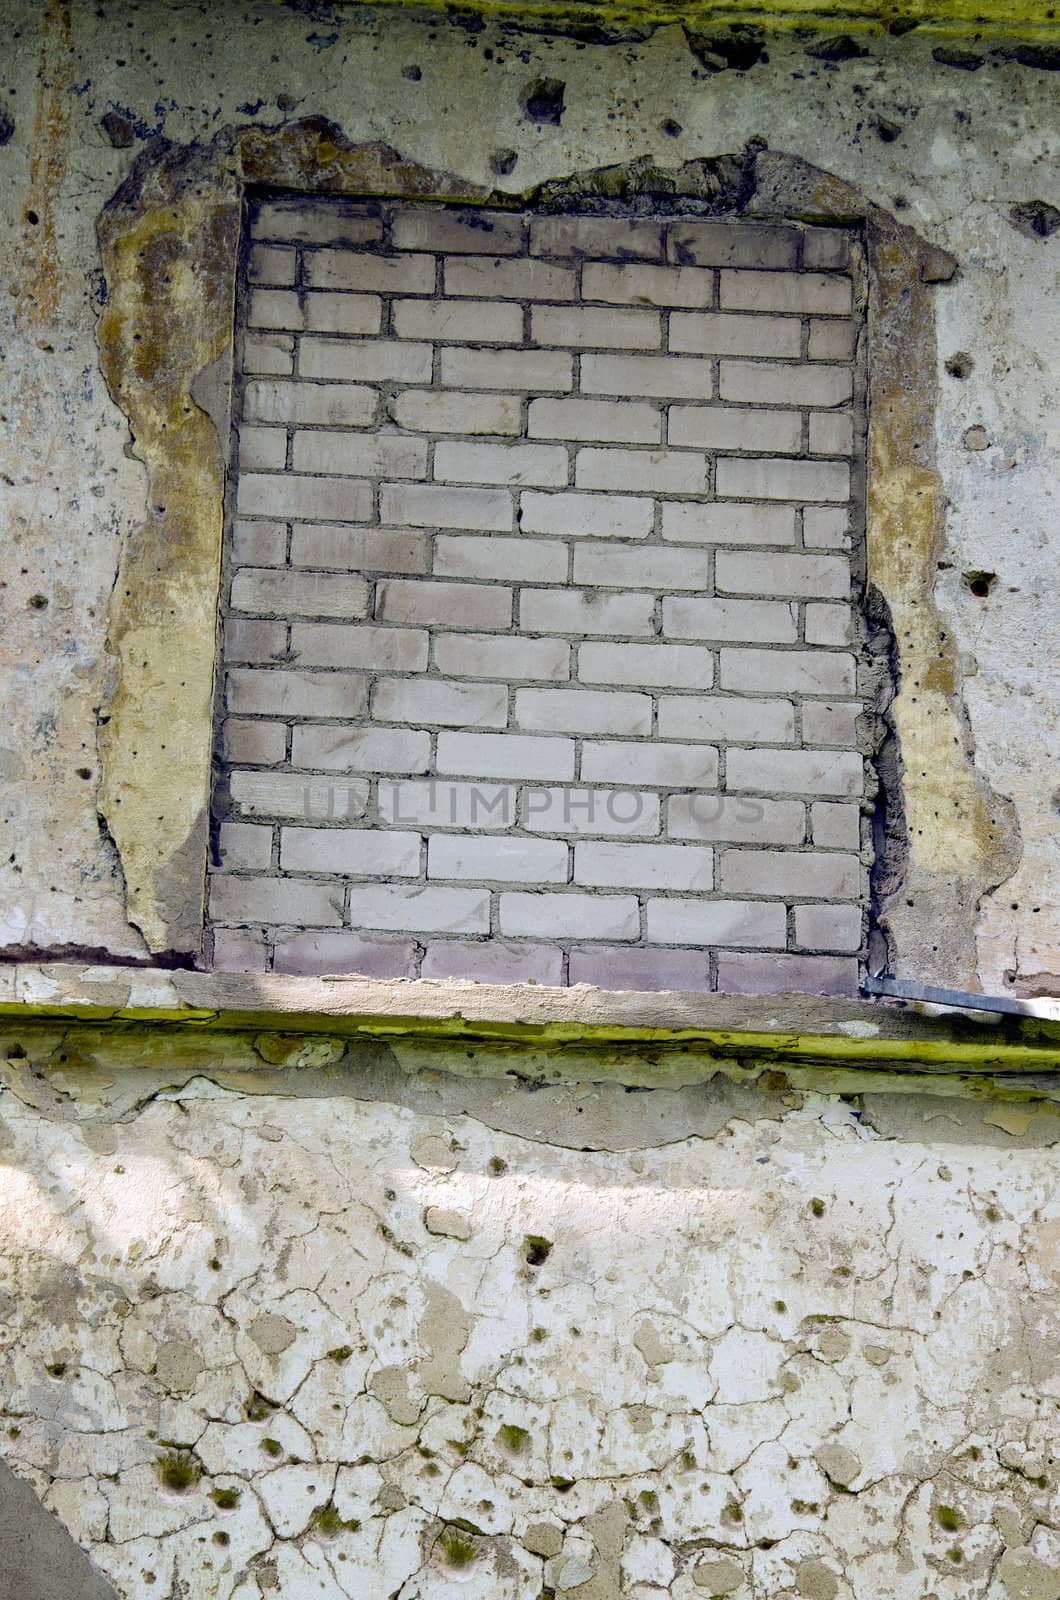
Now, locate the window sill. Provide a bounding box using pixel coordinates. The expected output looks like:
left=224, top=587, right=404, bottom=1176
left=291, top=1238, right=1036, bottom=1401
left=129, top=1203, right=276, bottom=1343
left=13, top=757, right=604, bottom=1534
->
left=1, top=963, right=1057, bottom=1074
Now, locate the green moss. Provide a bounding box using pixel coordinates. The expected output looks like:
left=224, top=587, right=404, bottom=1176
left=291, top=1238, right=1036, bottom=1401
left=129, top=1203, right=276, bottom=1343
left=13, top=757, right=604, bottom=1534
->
left=210, top=1487, right=241, bottom=1511
left=244, top=1390, right=275, bottom=1421
left=498, top=1424, right=531, bottom=1456
left=525, top=1236, right=552, bottom=1266
left=936, top=1505, right=961, bottom=1531
left=45, top=1362, right=67, bottom=1378
left=155, top=1451, right=201, bottom=1494
left=261, top=1438, right=283, bottom=1458
left=436, top=1528, right=480, bottom=1572
left=810, top=1198, right=826, bottom=1218
left=312, top=1502, right=360, bottom=1539
left=488, top=1157, right=508, bottom=1175
left=327, top=1346, right=353, bottom=1363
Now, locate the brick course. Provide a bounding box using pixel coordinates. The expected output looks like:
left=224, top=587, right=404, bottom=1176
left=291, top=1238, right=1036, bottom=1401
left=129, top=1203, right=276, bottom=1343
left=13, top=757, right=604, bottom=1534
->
left=210, top=199, right=869, bottom=995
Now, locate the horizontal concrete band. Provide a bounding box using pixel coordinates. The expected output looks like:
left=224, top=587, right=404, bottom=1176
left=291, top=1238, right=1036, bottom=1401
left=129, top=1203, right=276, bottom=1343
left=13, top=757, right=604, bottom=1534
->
left=2, top=964, right=1059, bottom=1071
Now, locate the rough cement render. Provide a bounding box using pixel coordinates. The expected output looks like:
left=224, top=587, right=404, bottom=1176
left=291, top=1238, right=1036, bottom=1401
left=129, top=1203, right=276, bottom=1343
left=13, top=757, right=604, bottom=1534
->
left=4, top=1024, right=1060, bottom=1597
left=1, top=0, right=1056, bottom=989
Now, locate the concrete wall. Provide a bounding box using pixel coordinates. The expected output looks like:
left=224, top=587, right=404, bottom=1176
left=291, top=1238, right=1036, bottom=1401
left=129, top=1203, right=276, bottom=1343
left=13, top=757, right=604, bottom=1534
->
left=1, top=4, right=1059, bottom=1596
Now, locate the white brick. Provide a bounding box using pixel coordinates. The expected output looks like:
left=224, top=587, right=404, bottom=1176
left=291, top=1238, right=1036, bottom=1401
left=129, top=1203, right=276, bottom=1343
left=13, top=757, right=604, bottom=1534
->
left=299, top=338, right=433, bottom=384
left=719, top=362, right=853, bottom=408
left=290, top=623, right=428, bottom=672
left=803, top=508, right=851, bottom=549
left=272, top=933, right=419, bottom=978
left=376, top=579, right=512, bottom=630
left=306, top=250, right=436, bottom=294
left=572, top=544, right=710, bottom=591
left=716, top=457, right=850, bottom=503
left=794, top=903, right=862, bottom=952
left=575, top=841, right=713, bottom=891
left=582, top=262, right=715, bottom=309
left=377, top=779, right=516, bottom=830
left=668, top=406, right=802, bottom=454
left=646, top=899, right=786, bottom=947
left=662, top=597, right=797, bottom=644
left=716, top=551, right=850, bottom=599
left=427, top=835, right=568, bottom=883
left=393, top=208, right=524, bottom=254
left=443, top=255, right=575, bottom=298
left=809, top=411, right=855, bottom=456
left=662, top=503, right=796, bottom=546
left=667, top=794, right=804, bottom=845
left=303, top=293, right=382, bottom=335
left=279, top=828, right=421, bottom=876
left=667, top=222, right=799, bottom=270
left=433, top=632, right=570, bottom=681
left=720, top=648, right=856, bottom=696
left=531, top=305, right=661, bottom=350
left=522, top=788, right=660, bottom=838
left=670, top=312, right=801, bottom=359
left=519, top=588, right=655, bottom=637
left=248, top=290, right=303, bottom=331
left=657, top=695, right=796, bottom=744
left=244, top=379, right=377, bottom=427
left=229, top=771, right=370, bottom=820
left=209, top=875, right=343, bottom=927
left=224, top=719, right=287, bottom=766
left=720, top=270, right=853, bottom=315
left=226, top=669, right=368, bottom=718
left=350, top=884, right=490, bottom=934
left=248, top=243, right=297, bottom=285
left=528, top=398, right=660, bottom=445
left=292, top=430, right=427, bottom=478
left=434, top=440, right=568, bottom=488
left=727, top=748, right=864, bottom=797
left=393, top=298, right=524, bottom=344
left=230, top=569, right=370, bottom=620
left=391, top=389, right=522, bottom=435
left=435, top=535, right=567, bottom=583
left=812, top=803, right=862, bottom=850
left=231, top=519, right=287, bottom=565
left=578, top=640, right=714, bottom=689
left=239, top=426, right=287, bottom=471
left=803, top=229, right=852, bottom=271
left=225, top=619, right=288, bottom=662
left=218, top=821, right=273, bottom=871
left=805, top=603, right=854, bottom=645
left=530, top=216, right=664, bottom=259
left=808, top=319, right=857, bottom=361
left=243, top=334, right=294, bottom=376
left=581, top=352, right=714, bottom=400
left=440, top=346, right=573, bottom=391
left=213, top=928, right=269, bottom=972
left=500, top=892, right=640, bottom=941
left=718, top=849, right=860, bottom=898
left=371, top=677, right=508, bottom=729
left=716, top=951, right=858, bottom=996
left=581, top=741, right=719, bottom=788
left=379, top=482, right=512, bottom=531
left=802, top=702, right=863, bottom=745
left=422, top=940, right=563, bottom=985
left=236, top=473, right=372, bottom=523
left=516, top=688, right=651, bottom=736
left=568, top=946, right=711, bottom=991
left=289, top=525, right=428, bottom=574
left=575, top=448, right=706, bottom=495
left=291, top=725, right=432, bottom=774
left=519, top=491, right=653, bottom=540
left=251, top=201, right=382, bottom=246
left=437, top=732, right=575, bottom=781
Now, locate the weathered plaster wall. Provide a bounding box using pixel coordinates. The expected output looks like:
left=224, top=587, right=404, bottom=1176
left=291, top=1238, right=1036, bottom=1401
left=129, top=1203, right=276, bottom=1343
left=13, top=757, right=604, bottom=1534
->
left=1, top=0, right=1057, bottom=989
left=3, top=1027, right=1060, bottom=1597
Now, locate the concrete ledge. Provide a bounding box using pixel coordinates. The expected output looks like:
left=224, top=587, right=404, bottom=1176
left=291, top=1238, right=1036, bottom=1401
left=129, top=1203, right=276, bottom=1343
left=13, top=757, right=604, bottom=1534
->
left=1, top=964, right=1059, bottom=1072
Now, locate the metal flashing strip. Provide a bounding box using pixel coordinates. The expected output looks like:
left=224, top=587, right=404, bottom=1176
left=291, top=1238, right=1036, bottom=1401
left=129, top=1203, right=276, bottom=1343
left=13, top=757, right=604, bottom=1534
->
left=863, top=974, right=1060, bottom=1021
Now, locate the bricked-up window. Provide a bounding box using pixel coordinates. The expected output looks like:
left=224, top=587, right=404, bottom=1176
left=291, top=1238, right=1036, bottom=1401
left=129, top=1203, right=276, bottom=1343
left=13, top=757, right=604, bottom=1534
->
left=209, top=197, right=867, bottom=995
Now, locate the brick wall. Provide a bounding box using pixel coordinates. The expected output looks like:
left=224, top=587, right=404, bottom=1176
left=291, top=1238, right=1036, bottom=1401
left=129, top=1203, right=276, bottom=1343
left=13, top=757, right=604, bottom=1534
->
left=209, top=197, right=869, bottom=995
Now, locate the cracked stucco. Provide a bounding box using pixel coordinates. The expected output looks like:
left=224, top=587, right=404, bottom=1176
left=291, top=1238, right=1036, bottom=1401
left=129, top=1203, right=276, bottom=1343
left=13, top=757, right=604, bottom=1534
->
left=3, top=1031, right=1060, bottom=1596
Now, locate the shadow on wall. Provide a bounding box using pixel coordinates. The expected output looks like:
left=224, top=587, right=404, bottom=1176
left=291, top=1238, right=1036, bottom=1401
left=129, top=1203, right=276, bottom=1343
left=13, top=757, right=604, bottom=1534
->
left=0, top=1455, right=118, bottom=1600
